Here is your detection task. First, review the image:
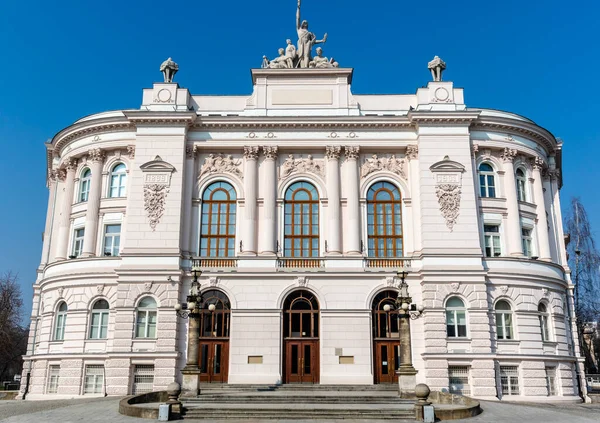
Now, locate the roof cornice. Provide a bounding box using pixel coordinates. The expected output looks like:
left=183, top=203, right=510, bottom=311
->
left=123, top=111, right=197, bottom=126
left=471, top=115, right=558, bottom=153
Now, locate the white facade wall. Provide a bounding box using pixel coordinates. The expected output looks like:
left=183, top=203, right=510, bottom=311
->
left=20, top=68, right=583, bottom=402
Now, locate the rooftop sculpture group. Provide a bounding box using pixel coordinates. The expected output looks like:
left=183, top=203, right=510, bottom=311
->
left=262, top=0, right=338, bottom=69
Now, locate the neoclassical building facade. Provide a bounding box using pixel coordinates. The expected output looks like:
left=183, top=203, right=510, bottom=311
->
left=20, top=63, right=585, bottom=402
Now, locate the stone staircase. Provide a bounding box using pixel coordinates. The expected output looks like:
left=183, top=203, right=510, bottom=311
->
left=182, top=384, right=416, bottom=420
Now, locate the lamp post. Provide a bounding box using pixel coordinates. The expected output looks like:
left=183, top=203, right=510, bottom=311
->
left=175, top=267, right=203, bottom=396
left=395, top=270, right=424, bottom=398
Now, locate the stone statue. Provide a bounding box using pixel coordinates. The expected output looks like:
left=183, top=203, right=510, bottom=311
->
left=309, top=47, right=338, bottom=68
left=296, top=0, right=328, bottom=68
left=160, top=57, right=179, bottom=83
left=263, top=48, right=291, bottom=69
left=285, top=39, right=297, bottom=68
left=428, top=56, right=446, bottom=82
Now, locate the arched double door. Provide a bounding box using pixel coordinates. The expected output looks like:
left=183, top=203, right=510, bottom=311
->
left=372, top=290, right=400, bottom=384
left=282, top=290, right=320, bottom=384
left=198, top=290, right=230, bottom=383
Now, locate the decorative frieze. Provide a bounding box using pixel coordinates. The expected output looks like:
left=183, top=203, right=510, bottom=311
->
left=406, top=145, right=419, bottom=160
left=280, top=154, right=324, bottom=179
left=500, top=147, right=518, bottom=163
left=344, top=146, right=360, bottom=160
left=243, top=146, right=259, bottom=160
left=200, top=153, right=243, bottom=178
left=262, top=145, right=279, bottom=160
left=87, top=148, right=105, bottom=163
left=360, top=154, right=406, bottom=179
left=325, top=145, right=341, bottom=160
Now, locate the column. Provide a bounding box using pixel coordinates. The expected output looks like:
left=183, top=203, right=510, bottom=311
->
left=532, top=157, right=551, bottom=261
left=397, top=312, right=418, bottom=398
left=82, top=148, right=105, bottom=257
left=241, top=146, right=258, bottom=255
left=543, top=176, right=558, bottom=261
left=501, top=148, right=522, bottom=256
left=325, top=146, right=341, bottom=255
left=407, top=145, right=421, bottom=254
left=40, top=170, right=60, bottom=267
left=181, top=310, right=200, bottom=397
left=182, top=145, right=196, bottom=257
left=344, top=146, right=361, bottom=255
left=260, top=146, right=278, bottom=255
left=548, top=164, right=568, bottom=265
left=55, top=159, right=77, bottom=260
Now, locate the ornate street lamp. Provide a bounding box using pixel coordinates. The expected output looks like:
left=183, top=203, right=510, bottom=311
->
left=175, top=268, right=203, bottom=319
left=396, top=270, right=424, bottom=320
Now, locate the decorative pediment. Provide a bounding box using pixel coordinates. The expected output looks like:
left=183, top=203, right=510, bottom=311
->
left=429, top=156, right=465, bottom=173
left=140, top=156, right=176, bottom=172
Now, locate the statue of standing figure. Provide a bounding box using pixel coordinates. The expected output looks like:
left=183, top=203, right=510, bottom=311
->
left=160, top=57, right=179, bottom=83
left=296, top=0, right=327, bottom=68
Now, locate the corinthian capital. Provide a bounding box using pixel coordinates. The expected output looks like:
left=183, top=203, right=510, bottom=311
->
left=87, top=148, right=105, bottom=163
left=344, top=146, right=360, bottom=160
left=243, top=146, right=259, bottom=160
left=500, top=147, right=517, bottom=163
left=406, top=145, right=419, bottom=160
left=63, top=158, right=78, bottom=171
left=262, top=145, right=279, bottom=160
left=186, top=145, right=199, bottom=159
left=325, top=145, right=341, bottom=160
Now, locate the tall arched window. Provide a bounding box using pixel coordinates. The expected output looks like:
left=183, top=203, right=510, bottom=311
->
left=89, top=299, right=109, bottom=339
left=200, top=290, right=231, bottom=338
left=495, top=300, right=513, bottom=340
left=516, top=168, right=527, bottom=202
left=109, top=163, right=127, bottom=198
left=478, top=163, right=496, bottom=198
left=200, top=182, right=237, bottom=257
left=135, top=297, right=157, bottom=338
left=79, top=168, right=91, bottom=202
left=367, top=182, right=403, bottom=257
left=538, top=303, right=550, bottom=341
left=284, top=182, right=319, bottom=257
left=283, top=290, right=319, bottom=338
left=54, top=302, right=67, bottom=341
left=446, top=297, right=467, bottom=338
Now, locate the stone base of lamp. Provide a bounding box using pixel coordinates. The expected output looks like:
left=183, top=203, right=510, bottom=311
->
left=397, top=367, right=419, bottom=399
left=181, top=367, right=200, bottom=397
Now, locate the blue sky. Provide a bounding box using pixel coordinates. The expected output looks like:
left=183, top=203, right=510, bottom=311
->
left=1, top=0, right=598, bottom=319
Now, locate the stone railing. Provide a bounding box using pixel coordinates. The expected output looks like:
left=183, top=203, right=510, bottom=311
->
left=277, top=258, right=325, bottom=269
left=191, top=258, right=238, bottom=269
left=364, top=258, right=411, bottom=269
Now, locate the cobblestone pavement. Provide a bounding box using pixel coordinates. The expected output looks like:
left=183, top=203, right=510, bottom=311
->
left=0, top=397, right=599, bottom=423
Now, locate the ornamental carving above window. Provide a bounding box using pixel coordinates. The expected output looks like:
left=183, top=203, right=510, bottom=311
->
left=360, top=154, right=406, bottom=179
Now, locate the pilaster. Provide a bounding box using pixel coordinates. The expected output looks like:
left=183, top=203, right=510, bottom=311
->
left=241, top=146, right=259, bottom=255
left=260, top=146, right=278, bottom=255
left=532, top=157, right=551, bottom=261
left=82, top=148, right=105, bottom=257
left=501, top=148, right=523, bottom=257
left=325, top=146, right=342, bottom=255
left=55, top=159, right=77, bottom=260
left=343, top=146, right=361, bottom=255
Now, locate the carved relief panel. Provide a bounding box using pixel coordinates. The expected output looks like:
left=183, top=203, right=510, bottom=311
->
left=430, top=156, right=465, bottom=231
left=140, top=156, right=175, bottom=231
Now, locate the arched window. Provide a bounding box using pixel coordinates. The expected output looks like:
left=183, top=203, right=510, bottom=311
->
left=89, top=299, right=109, bottom=339
left=446, top=297, right=467, bottom=338
left=135, top=297, right=157, bottom=338
left=538, top=303, right=550, bottom=341
left=79, top=168, right=91, bottom=202
left=478, top=163, right=496, bottom=198
left=109, top=163, right=127, bottom=198
left=200, top=290, right=231, bottom=338
left=367, top=182, right=403, bottom=257
left=495, top=300, right=513, bottom=340
left=372, top=290, right=399, bottom=339
left=283, top=290, right=319, bottom=338
left=516, top=168, right=527, bottom=202
left=54, top=302, right=67, bottom=341
left=284, top=182, right=319, bottom=258
left=200, top=182, right=237, bottom=257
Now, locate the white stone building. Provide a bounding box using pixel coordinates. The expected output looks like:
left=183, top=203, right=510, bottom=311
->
left=20, top=61, right=585, bottom=402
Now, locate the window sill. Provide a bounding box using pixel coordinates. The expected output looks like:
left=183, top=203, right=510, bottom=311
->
left=543, top=341, right=558, bottom=346
left=48, top=340, right=64, bottom=344
left=447, top=338, right=471, bottom=342
left=133, top=338, right=157, bottom=342
left=497, top=339, right=520, bottom=343
left=85, top=338, right=108, bottom=342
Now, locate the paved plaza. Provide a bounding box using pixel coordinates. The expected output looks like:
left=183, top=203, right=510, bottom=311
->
left=0, top=397, right=599, bottom=423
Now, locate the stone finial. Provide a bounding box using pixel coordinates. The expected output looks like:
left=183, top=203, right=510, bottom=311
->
left=428, top=56, right=446, bottom=82
left=160, top=57, right=179, bottom=83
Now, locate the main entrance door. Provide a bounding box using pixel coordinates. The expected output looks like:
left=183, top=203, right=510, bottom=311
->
left=282, top=290, right=320, bottom=384
left=372, top=290, right=400, bottom=384
left=198, top=290, right=230, bottom=383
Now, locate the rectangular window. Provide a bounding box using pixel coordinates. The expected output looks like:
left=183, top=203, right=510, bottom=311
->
left=546, top=367, right=557, bottom=396
left=71, top=228, right=85, bottom=257
left=496, top=312, right=513, bottom=340
left=448, top=366, right=471, bottom=395
left=46, top=365, right=60, bottom=394
left=521, top=228, right=533, bottom=257
left=500, top=366, right=520, bottom=396
left=446, top=310, right=467, bottom=338
left=135, top=310, right=157, bottom=338
left=132, top=365, right=155, bottom=394
left=103, top=224, right=121, bottom=257
left=84, top=365, right=104, bottom=394
left=89, top=312, right=109, bottom=339
left=54, top=313, right=66, bottom=341
left=484, top=225, right=502, bottom=257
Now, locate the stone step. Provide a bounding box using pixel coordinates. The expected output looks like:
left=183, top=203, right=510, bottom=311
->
left=198, top=383, right=398, bottom=392
left=186, top=395, right=409, bottom=404
left=183, top=407, right=415, bottom=420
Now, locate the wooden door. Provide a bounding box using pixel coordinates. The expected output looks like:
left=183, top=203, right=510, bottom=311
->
left=284, top=340, right=319, bottom=384
left=199, top=340, right=229, bottom=383
left=374, top=340, right=399, bottom=384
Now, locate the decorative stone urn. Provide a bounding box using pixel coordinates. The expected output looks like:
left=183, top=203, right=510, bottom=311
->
left=166, top=382, right=182, bottom=413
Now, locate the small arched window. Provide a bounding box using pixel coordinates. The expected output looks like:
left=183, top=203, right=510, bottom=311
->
left=367, top=182, right=403, bottom=257
left=109, top=163, right=127, bottom=198
left=284, top=182, right=319, bottom=257
left=516, top=168, right=527, bottom=202
left=79, top=168, right=91, bottom=202
left=54, top=302, right=68, bottom=341
left=538, top=303, right=550, bottom=341
left=495, top=300, right=513, bottom=340
left=478, top=163, right=496, bottom=198
left=446, top=297, right=467, bottom=338
left=135, top=297, right=157, bottom=338
left=200, top=182, right=237, bottom=257
left=89, top=299, right=109, bottom=339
